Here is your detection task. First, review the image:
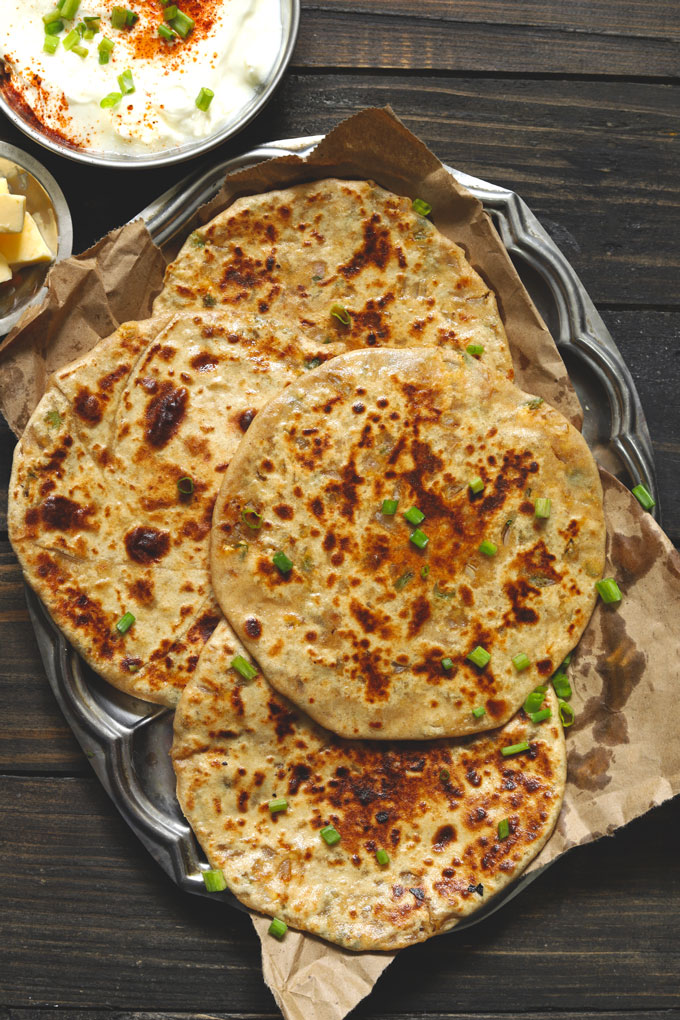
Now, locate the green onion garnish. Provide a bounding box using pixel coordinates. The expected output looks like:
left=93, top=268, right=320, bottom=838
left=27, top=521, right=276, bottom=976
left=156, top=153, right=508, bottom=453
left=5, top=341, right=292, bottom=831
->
left=100, top=92, right=122, bottom=108
left=381, top=498, right=398, bottom=515
left=551, top=673, right=572, bottom=700
left=472, top=706, right=486, bottom=719
left=403, top=506, right=425, bottom=526
left=320, top=825, right=341, bottom=846
left=231, top=655, right=257, bottom=681
left=158, top=22, right=175, bottom=39
left=394, top=571, right=414, bottom=591
left=268, top=797, right=288, bottom=814
left=466, top=344, right=484, bottom=357
left=478, top=539, right=497, bottom=556
left=118, top=69, right=135, bottom=94
left=523, top=688, right=544, bottom=714
left=72, top=43, right=87, bottom=56
left=330, top=303, right=351, bottom=325
left=420, top=564, right=430, bottom=579
left=412, top=198, right=431, bottom=216
left=596, top=578, right=622, bottom=604
left=501, top=740, right=530, bottom=757
left=273, top=550, right=293, bottom=574
left=170, top=9, right=195, bottom=37
left=441, top=657, right=454, bottom=671
left=241, top=507, right=262, bottom=529
left=63, top=28, right=79, bottom=49
left=529, top=707, right=551, bottom=724
left=115, top=611, right=135, bottom=634
left=512, top=652, right=530, bottom=673
left=202, top=869, right=227, bottom=892
left=125, top=9, right=138, bottom=25
left=43, top=8, right=63, bottom=25
left=375, top=848, right=390, bottom=866
left=561, top=652, right=572, bottom=667
left=558, top=700, right=575, bottom=727
left=177, top=476, right=194, bottom=496
left=469, top=476, right=484, bottom=495
left=164, top=4, right=178, bottom=18
left=43, top=33, right=60, bottom=52
left=82, top=28, right=95, bottom=38
left=98, top=36, right=114, bottom=62
left=467, top=646, right=490, bottom=669
left=110, top=6, right=127, bottom=28
left=268, top=917, right=287, bottom=940
left=59, top=0, right=80, bottom=18
left=84, top=15, right=100, bottom=28
left=45, top=18, right=64, bottom=33
left=409, top=528, right=428, bottom=549
left=631, top=483, right=655, bottom=511
left=534, top=497, right=551, bottom=519
left=497, top=818, right=510, bottom=840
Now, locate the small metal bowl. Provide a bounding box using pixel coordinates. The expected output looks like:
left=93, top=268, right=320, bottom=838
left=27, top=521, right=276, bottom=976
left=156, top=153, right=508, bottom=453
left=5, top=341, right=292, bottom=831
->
left=0, top=142, right=72, bottom=336
left=0, top=0, right=299, bottom=171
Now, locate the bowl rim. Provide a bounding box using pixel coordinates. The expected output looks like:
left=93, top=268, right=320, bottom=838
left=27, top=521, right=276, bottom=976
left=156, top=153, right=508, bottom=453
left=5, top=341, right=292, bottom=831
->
left=0, top=0, right=300, bottom=170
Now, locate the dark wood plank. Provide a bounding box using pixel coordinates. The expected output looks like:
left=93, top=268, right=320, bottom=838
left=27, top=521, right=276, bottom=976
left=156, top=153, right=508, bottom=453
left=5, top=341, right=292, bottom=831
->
left=0, top=776, right=678, bottom=1012
left=293, top=8, right=680, bottom=76
left=3, top=1014, right=680, bottom=1020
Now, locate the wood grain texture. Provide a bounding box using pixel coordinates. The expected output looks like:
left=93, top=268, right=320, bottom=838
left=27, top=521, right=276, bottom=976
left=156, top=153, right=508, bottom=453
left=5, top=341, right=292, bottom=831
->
left=0, top=776, right=678, bottom=1012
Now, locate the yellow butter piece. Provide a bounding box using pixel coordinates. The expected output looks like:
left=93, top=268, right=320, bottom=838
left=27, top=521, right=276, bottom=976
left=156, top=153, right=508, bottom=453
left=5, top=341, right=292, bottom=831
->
left=0, top=212, right=52, bottom=268
left=0, top=178, right=9, bottom=195
left=0, top=193, right=26, bottom=234
left=0, top=251, right=11, bottom=283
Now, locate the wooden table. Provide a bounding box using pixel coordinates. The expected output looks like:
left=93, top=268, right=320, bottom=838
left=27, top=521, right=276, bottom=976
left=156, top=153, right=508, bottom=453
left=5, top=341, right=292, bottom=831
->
left=1, top=2, right=679, bottom=1017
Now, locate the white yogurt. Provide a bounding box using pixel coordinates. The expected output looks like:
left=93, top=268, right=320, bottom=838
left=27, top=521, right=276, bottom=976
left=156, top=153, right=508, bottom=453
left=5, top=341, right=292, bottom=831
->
left=0, top=0, right=283, bottom=154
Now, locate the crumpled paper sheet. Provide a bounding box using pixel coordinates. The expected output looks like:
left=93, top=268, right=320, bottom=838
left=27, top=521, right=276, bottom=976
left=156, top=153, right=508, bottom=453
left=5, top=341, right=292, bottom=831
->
left=1, top=108, right=677, bottom=1020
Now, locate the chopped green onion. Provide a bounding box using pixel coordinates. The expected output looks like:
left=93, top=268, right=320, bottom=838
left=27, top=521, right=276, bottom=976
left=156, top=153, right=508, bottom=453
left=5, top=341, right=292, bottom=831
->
left=273, top=550, right=293, bottom=574
left=202, top=868, right=227, bottom=892
left=501, top=740, right=530, bottom=757
left=268, top=917, right=287, bottom=939
left=420, top=564, right=430, bottom=579
left=320, top=825, right=341, bottom=846
left=466, top=344, right=484, bottom=357
left=523, top=688, right=545, bottom=714
left=177, top=476, right=194, bottom=496
left=561, top=652, right=572, bottom=667
left=98, top=36, right=114, bottom=62
left=412, top=198, right=431, bottom=216
left=596, top=578, right=622, bottom=604
left=526, top=397, right=544, bottom=410
left=45, top=410, right=62, bottom=428
left=63, top=28, right=79, bottom=49
left=381, top=498, right=398, bottom=515
left=100, top=92, right=122, bottom=108
left=170, top=9, right=195, bottom=37
left=43, top=33, right=60, bottom=52
left=118, top=69, right=135, bottom=94
left=111, top=6, right=128, bottom=28
left=45, top=18, right=64, bottom=33
left=632, top=483, right=655, bottom=511
left=231, top=655, right=257, bottom=681
left=84, top=15, right=100, bottom=28
left=558, top=700, right=575, bottom=727
left=375, top=848, right=390, bottom=866
left=241, top=507, right=262, bottom=530
left=403, top=506, right=425, bottom=526
left=116, top=611, right=135, bottom=634
left=125, top=9, right=138, bottom=25
left=529, top=707, right=552, bottom=723
left=534, top=497, right=551, bottom=519
left=59, top=0, right=80, bottom=18
left=268, top=797, right=288, bottom=814
left=472, top=706, right=486, bottom=719
left=164, top=4, right=178, bottom=18
left=158, top=22, right=175, bottom=39
left=330, top=303, right=351, bottom=326
left=497, top=818, right=510, bottom=840
left=394, top=571, right=414, bottom=591
left=478, top=539, right=497, bottom=556
left=43, top=8, right=63, bottom=25
left=72, top=43, right=87, bottom=56
left=82, top=28, right=95, bottom=39
left=441, top=657, right=454, bottom=671
left=552, top=673, right=572, bottom=700
left=469, top=476, right=484, bottom=495
left=409, top=528, right=428, bottom=550
left=75, top=21, right=85, bottom=35
left=512, top=652, right=530, bottom=673
left=467, top=646, right=490, bottom=669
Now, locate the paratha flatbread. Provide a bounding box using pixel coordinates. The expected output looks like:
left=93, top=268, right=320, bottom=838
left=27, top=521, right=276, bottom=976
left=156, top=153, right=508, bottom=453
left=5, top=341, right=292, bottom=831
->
left=211, top=347, right=605, bottom=739
left=154, top=178, right=515, bottom=379
left=173, top=620, right=566, bottom=951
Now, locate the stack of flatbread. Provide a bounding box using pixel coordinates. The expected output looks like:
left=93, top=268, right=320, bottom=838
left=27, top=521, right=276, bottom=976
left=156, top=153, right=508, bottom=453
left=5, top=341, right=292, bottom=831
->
left=8, top=178, right=605, bottom=950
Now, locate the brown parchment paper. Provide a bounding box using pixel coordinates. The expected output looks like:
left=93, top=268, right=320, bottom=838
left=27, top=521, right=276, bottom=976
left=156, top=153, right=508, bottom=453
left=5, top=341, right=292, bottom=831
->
left=1, top=108, right=679, bottom=1020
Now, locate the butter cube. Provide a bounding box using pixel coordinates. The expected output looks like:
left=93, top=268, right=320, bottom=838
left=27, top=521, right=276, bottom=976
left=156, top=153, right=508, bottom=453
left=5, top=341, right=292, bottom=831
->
left=0, top=212, right=52, bottom=268
left=0, top=178, right=9, bottom=195
left=0, top=251, right=11, bottom=283
left=0, top=193, right=26, bottom=234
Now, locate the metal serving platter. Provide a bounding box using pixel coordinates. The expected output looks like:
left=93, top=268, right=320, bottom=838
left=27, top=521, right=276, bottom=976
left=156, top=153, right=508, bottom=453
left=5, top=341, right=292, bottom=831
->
left=26, top=136, right=659, bottom=932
